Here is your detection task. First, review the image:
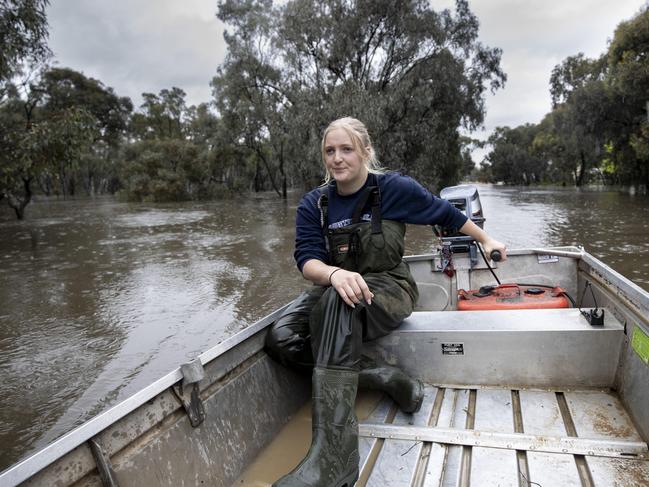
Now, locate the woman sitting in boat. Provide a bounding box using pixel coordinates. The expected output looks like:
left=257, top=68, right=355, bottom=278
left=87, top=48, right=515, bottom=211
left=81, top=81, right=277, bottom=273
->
left=265, top=117, right=507, bottom=487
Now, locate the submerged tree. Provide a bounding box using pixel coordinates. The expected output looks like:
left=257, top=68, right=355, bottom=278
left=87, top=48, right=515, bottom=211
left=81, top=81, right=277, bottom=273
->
left=213, top=0, right=506, bottom=194
left=0, top=104, right=96, bottom=219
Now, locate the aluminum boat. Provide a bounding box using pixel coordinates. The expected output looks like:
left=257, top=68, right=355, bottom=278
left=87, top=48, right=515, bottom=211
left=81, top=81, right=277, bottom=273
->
left=1, top=244, right=649, bottom=486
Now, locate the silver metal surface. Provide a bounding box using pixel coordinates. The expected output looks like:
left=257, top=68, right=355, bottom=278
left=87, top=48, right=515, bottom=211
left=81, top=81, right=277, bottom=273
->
left=0, top=305, right=288, bottom=486
left=174, top=358, right=207, bottom=427
left=364, top=308, right=624, bottom=388
left=358, top=396, right=392, bottom=479
left=470, top=389, right=518, bottom=486
left=180, top=358, right=205, bottom=386
left=529, top=248, right=584, bottom=259
left=365, top=386, right=438, bottom=486
left=109, top=354, right=308, bottom=487
left=359, top=424, right=649, bottom=459
left=437, top=389, right=471, bottom=487
left=520, top=390, right=582, bottom=486
left=579, top=252, right=649, bottom=443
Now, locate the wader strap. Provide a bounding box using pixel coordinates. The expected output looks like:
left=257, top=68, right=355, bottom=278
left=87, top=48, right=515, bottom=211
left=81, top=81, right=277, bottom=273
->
left=369, top=187, right=381, bottom=235
left=317, top=188, right=330, bottom=254
left=350, top=175, right=382, bottom=234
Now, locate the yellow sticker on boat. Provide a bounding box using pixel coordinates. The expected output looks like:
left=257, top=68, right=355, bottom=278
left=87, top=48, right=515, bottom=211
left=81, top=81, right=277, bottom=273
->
left=632, top=326, right=649, bottom=365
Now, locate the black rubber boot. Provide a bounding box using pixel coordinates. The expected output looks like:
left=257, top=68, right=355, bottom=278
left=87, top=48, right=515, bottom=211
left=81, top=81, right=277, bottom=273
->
left=273, top=367, right=359, bottom=487
left=358, top=360, right=424, bottom=414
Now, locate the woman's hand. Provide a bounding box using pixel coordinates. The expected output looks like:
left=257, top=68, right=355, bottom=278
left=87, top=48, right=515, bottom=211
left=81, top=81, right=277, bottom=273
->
left=329, top=268, right=374, bottom=308
left=481, top=238, right=508, bottom=261
left=458, top=219, right=508, bottom=261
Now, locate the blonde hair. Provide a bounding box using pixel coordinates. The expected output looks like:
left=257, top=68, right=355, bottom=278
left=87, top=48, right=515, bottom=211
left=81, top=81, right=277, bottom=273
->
left=321, top=117, right=383, bottom=184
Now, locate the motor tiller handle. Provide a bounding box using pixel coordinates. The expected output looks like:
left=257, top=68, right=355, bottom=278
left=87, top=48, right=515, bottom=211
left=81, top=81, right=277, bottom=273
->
left=490, top=250, right=502, bottom=262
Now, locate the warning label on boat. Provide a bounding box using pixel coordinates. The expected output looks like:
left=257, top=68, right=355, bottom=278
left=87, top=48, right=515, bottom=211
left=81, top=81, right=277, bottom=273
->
left=442, top=343, right=464, bottom=355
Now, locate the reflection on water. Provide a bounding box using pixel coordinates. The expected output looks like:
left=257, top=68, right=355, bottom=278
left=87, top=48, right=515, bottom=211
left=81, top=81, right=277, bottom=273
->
left=0, top=184, right=648, bottom=470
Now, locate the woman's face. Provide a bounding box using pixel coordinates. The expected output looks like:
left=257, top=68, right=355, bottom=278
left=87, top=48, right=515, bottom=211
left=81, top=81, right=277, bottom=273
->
left=323, top=128, right=368, bottom=193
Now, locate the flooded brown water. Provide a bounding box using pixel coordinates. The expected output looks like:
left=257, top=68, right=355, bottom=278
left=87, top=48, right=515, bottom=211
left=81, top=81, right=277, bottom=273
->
left=0, top=184, right=648, bottom=471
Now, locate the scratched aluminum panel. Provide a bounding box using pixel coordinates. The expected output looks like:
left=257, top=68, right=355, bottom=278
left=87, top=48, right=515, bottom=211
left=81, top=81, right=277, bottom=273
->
left=365, top=386, right=437, bottom=487
left=364, top=308, right=624, bottom=388
left=519, top=390, right=582, bottom=486
left=104, top=355, right=308, bottom=487
left=422, top=388, right=469, bottom=487
left=586, top=457, right=649, bottom=485
left=438, top=389, right=471, bottom=487
left=565, top=391, right=649, bottom=485
left=470, top=389, right=518, bottom=486
left=565, top=391, right=643, bottom=441
left=358, top=396, right=392, bottom=476
left=579, top=253, right=649, bottom=443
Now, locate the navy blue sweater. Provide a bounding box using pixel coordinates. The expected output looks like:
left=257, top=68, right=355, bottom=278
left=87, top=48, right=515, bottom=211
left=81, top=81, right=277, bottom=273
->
left=294, top=173, right=468, bottom=271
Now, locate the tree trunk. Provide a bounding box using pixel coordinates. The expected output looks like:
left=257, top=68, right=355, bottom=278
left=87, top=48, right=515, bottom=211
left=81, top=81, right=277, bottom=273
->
left=38, top=174, right=52, bottom=196
left=280, top=142, right=287, bottom=199
left=256, top=148, right=281, bottom=197
left=7, top=177, right=33, bottom=220
left=59, top=163, right=67, bottom=199
left=254, top=160, right=262, bottom=192
left=576, top=151, right=587, bottom=187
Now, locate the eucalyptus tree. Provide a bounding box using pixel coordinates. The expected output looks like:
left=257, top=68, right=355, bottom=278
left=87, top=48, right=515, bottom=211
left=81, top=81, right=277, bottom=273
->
left=484, top=124, right=547, bottom=185
left=130, top=87, right=189, bottom=141
left=213, top=0, right=506, bottom=194
left=0, top=103, right=96, bottom=218
left=0, top=0, right=50, bottom=101
left=546, top=54, right=609, bottom=185
left=121, top=90, right=230, bottom=201
left=34, top=67, right=133, bottom=195
left=606, top=7, right=649, bottom=187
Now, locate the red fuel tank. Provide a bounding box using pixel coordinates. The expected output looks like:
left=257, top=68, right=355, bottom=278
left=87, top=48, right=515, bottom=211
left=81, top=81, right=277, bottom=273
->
left=457, top=284, right=570, bottom=311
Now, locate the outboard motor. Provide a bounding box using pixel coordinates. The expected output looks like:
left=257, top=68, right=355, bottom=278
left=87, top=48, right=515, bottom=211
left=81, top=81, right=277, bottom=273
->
left=434, top=184, right=485, bottom=267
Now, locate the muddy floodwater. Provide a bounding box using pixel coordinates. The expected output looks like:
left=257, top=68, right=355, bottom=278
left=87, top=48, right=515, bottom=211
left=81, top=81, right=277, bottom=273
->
left=1, top=184, right=648, bottom=471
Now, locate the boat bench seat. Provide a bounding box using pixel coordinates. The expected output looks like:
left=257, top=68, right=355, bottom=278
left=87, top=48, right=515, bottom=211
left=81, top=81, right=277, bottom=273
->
left=363, top=307, right=624, bottom=388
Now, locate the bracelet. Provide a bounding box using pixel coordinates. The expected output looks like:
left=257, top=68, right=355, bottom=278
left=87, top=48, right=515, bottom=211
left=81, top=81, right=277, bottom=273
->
left=328, top=267, right=342, bottom=285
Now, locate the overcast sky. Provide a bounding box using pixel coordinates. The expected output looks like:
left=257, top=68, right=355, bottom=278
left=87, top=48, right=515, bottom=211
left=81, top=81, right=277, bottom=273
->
left=47, top=0, right=647, bottom=159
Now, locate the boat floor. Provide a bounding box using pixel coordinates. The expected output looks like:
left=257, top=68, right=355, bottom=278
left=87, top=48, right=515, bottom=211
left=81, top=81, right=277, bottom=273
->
left=234, top=385, right=649, bottom=486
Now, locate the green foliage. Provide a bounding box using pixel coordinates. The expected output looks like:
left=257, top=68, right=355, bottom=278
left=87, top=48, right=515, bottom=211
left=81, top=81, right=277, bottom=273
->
left=130, top=87, right=188, bottom=140
left=0, top=0, right=50, bottom=98
left=119, top=139, right=226, bottom=202
left=213, top=0, right=505, bottom=193
left=0, top=102, right=97, bottom=218
left=483, top=124, right=547, bottom=185
left=30, top=67, right=134, bottom=195
left=37, top=67, right=133, bottom=146
left=606, top=7, right=649, bottom=186
left=485, top=6, right=649, bottom=189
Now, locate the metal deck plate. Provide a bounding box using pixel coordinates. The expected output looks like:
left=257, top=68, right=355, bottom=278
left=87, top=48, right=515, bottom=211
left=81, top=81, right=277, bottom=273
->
left=357, top=386, right=649, bottom=487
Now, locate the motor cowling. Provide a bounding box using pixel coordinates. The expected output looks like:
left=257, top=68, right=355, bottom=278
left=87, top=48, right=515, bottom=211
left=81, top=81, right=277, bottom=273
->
left=434, top=184, right=485, bottom=264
